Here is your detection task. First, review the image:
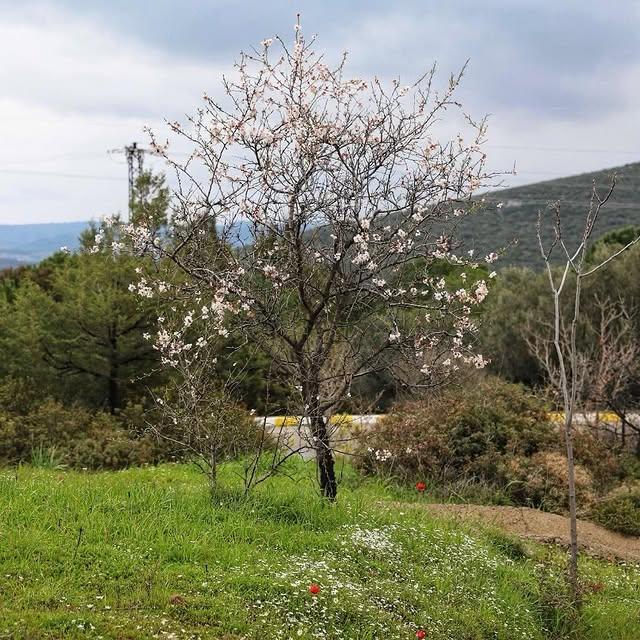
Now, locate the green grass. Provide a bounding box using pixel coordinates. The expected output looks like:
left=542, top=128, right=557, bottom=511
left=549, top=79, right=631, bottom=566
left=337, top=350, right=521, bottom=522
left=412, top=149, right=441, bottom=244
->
left=0, top=461, right=639, bottom=639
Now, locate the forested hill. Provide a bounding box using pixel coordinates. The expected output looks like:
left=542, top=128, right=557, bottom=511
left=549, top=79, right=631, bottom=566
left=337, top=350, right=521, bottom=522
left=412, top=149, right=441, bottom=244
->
left=1, top=162, right=638, bottom=270
left=465, top=162, right=640, bottom=269
left=0, top=221, right=86, bottom=268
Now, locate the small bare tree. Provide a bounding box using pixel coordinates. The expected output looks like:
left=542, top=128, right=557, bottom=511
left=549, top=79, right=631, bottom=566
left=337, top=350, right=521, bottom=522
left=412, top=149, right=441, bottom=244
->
left=109, top=22, right=497, bottom=499
left=534, top=177, right=640, bottom=602
left=528, top=296, right=639, bottom=441
left=148, top=332, right=309, bottom=495
left=584, top=298, right=640, bottom=449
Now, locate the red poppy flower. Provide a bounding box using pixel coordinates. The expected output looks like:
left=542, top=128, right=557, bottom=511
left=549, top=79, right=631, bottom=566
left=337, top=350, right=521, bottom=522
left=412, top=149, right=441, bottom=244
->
left=415, top=481, right=427, bottom=493
left=415, top=630, right=426, bottom=639
left=308, top=583, right=321, bottom=595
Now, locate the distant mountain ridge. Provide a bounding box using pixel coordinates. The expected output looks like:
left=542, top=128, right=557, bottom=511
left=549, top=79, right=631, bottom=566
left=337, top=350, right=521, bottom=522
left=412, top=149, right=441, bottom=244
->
left=463, top=162, right=640, bottom=268
left=0, top=162, right=638, bottom=271
left=0, top=221, right=87, bottom=268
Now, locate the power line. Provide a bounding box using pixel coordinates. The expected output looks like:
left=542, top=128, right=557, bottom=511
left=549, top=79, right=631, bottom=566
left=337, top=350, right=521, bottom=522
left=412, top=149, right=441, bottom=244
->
left=1, top=151, right=112, bottom=170
left=0, top=168, right=121, bottom=181
left=488, top=144, right=639, bottom=155
left=481, top=199, right=639, bottom=208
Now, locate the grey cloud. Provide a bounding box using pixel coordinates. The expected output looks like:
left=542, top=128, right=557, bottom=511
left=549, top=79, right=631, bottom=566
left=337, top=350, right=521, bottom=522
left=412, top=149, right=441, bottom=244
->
left=11, top=0, right=640, bottom=120
left=1, top=0, right=638, bottom=223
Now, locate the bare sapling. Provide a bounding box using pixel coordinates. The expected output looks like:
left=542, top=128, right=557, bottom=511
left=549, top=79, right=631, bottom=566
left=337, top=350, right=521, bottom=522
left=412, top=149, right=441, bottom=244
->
left=534, top=176, right=640, bottom=602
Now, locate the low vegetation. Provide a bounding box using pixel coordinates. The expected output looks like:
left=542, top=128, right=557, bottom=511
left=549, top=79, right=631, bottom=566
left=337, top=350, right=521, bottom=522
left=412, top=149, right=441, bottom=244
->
left=358, top=377, right=637, bottom=520
left=2, top=461, right=639, bottom=640
left=0, top=376, right=266, bottom=472
left=590, top=485, right=640, bottom=537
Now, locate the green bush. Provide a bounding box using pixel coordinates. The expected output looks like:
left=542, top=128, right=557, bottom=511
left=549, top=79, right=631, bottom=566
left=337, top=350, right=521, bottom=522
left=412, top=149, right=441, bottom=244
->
left=356, top=376, right=608, bottom=511
left=358, top=376, right=555, bottom=485
left=571, top=428, right=623, bottom=489
left=590, top=486, right=640, bottom=536
left=0, top=376, right=41, bottom=414
left=0, top=399, right=89, bottom=463
left=0, top=374, right=269, bottom=471
left=0, top=398, right=163, bottom=470
left=154, top=389, right=273, bottom=463
left=68, top=413, right=161, bottom=470
left=0, top=377, right=171, bottom=469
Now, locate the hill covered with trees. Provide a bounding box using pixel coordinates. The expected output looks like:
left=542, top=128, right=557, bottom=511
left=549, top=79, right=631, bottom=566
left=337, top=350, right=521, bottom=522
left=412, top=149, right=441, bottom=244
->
left=1, top=162, right=638, bottom=271
left=464, top=162, right=640, bottom=268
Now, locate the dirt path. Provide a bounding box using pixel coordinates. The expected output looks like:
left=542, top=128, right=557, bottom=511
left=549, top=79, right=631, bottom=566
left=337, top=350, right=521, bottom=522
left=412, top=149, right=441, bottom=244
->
left=393, top=502, right=640, bottom=562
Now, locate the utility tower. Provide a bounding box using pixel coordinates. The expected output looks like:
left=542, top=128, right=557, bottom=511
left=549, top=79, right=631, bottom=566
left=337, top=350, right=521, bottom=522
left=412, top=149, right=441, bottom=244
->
left=109, top=142, right=157, bottom=220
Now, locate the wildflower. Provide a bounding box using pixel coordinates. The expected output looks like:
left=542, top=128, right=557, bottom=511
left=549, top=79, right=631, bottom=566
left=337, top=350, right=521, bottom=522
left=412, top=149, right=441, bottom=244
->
left=415, top=481, right=427, bottom=493
left=308, top=583, right=321, bottom=595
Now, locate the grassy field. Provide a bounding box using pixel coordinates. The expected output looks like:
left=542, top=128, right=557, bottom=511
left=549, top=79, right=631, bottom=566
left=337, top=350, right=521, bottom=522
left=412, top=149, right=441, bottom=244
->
left=1, top=461, right=639, bottom=639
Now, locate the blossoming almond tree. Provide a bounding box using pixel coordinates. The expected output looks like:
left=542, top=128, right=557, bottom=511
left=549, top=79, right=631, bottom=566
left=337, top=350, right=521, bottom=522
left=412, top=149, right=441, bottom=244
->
left=115, top=23, right=497, bottom=499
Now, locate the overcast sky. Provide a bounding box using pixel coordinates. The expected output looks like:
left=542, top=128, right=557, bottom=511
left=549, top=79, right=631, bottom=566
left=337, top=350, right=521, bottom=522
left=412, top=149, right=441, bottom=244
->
left=1, top=0, right=639, bottom=224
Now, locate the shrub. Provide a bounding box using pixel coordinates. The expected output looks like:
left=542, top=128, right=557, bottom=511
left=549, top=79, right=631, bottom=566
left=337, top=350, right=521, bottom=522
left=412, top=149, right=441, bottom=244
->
left=0, top=376, right=41, bottom=414
left=211, top=398, right=273, bottom=460
left=358, top=376, right=556, bottom=488
left=0, top=374, right=268, bottom=470
left=151, top=389, right=274, bottom=465
left=0, top=399, right=90, bottom=463
left=0, top=413, right=19, bottom=462
left=67, top=412, right=160, bottom=470
left=571, top=428, right=622, bottom=489
left=0, top=378, right=171, bottom=469
left=590, top=486, right=640, bottom=536
left=507, top=451, right=596, bottom=512
left=0, top=399, right=163, bottom=469
left=356, top=376, right=638, bottom=514
left=355, top=376, right=618, bottom=511
left=0, top=377, right=270, bottom=471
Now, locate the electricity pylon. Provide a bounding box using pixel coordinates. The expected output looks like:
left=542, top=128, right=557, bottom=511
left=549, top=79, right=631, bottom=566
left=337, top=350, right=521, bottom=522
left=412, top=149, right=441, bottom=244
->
left=108, top=142, right=158, bottom=220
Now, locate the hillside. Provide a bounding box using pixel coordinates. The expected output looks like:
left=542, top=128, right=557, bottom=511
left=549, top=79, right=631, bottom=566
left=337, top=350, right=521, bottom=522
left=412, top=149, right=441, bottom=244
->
left=465, top=162, right=640, bottom=269
left=0, top=221, right=86, bottom=268
left=0, top=163, right=638, bottom=271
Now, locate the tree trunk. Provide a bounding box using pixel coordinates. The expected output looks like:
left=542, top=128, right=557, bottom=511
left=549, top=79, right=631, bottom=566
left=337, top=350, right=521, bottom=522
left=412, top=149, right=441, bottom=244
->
left=108, top=322, right=120, bottom=414
left=310, top=413, right=337, bottom=500
left=207, top=449, right=218, bottom=497
left=564, top=418, right=579, bottom=603
left=565, top=272, right=582, bottom=606
left=108, top=374, right=120, bottom=415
